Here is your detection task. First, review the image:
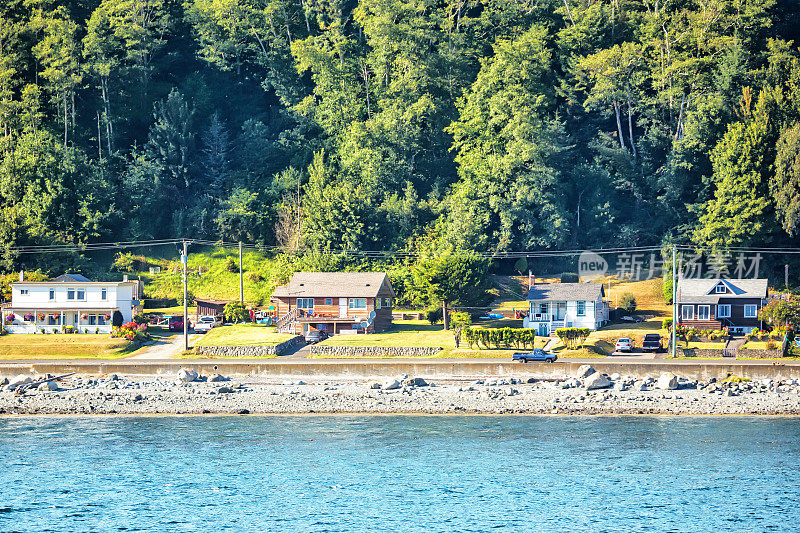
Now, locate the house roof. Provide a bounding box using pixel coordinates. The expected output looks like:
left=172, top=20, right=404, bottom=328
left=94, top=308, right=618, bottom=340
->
left=51, top=273, right=92, bottom=282
left=195, top=298, right=230, bottom=306
left=527, top=282, right=605, bottom=301
left=676, top=278, right=768, bottom=303
left=272, top=272, right=395, bottom=299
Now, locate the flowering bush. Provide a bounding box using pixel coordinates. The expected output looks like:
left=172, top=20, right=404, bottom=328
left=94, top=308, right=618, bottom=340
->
left=24, top=314, right=34, bottom=322
left=4, top=314, right=15, bottom=324
left=111, top=321, right=150, bottom=342
left=38, top=313, right=46, bottom=321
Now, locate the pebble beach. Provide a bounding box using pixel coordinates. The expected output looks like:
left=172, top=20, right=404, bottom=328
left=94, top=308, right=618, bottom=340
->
left=3, top=366, right=800, bottom=415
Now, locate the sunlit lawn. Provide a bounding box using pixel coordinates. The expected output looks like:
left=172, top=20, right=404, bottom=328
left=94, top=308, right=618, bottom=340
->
left=0, top=334, right=134, bottom=359
left=193, top=324, right=295, bottom=347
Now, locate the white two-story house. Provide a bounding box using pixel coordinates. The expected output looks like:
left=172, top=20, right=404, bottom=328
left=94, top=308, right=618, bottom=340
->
left=1, top=273, right=141, bottom=334
left=523, top=282, right=609, bottom=336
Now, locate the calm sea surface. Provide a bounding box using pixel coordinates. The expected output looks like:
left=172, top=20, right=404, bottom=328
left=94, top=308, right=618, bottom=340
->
left=0, top=415, right=798, bottom=532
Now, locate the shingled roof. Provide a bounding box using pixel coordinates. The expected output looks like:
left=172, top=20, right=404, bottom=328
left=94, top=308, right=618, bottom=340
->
left=677, top=278, right=768, bottom=303
left=272, top=272, right=395, bottom=299
left=527, top=282, right=604, bottom=301
left=50, top=273, right=92, bottom=282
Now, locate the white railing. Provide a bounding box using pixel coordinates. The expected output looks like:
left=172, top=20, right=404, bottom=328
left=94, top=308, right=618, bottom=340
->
left=4, top=324, right=113, bottom=334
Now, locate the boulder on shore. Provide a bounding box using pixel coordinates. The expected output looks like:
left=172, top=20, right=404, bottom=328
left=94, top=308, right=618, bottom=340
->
left=37, top=381, right=58, bottom=391
left=656, top=373, right=679, bottom=390
left=576, top=365, right=596, bottom=379
left=208, top=374, right=227, bottom=382
left=177, top=369, right=199, bottom=383
left=584, top=373, right=612, bottom=390
left=382, top=379, right=401, bottom=390
left=405, top=377, right=428, bottom=387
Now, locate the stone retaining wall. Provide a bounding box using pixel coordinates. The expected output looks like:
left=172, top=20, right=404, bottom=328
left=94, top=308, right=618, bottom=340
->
left=195, top=335, right=305, bottom=357
left=310, top=345, right=442, bottom=358
left=679, top=348, right=782, bottom=359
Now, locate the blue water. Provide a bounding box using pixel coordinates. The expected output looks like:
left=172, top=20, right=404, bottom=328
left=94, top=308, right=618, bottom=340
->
left=1, top=416, right=798, bottom=532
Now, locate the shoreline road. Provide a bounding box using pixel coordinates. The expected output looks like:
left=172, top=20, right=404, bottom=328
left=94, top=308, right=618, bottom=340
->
left=1, top=357, right=799, bottom=382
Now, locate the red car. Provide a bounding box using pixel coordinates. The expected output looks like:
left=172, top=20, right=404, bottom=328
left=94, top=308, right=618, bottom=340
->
left=168, top=316, right=192, bottom=332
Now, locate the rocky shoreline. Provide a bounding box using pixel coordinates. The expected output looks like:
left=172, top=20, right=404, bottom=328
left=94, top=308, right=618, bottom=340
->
left=2, top=365, right=800, bottom=415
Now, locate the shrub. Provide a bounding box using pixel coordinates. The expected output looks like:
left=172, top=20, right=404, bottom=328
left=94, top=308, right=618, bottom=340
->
left=111, top=322, right=150, bottom=343
left=555, top=327, right=591, bottom=349
left=619, top=292, right=637, bottom=313
left=64, top=325, right=74, bottom=334
left=224, top=256, right=238, bottom=273
left=766, top=340, right=778, bottom=350
left=224, top=301, right=249, bottom=323
left=246, top=271, right=263, bottom=282
left=426, top=307, right=443, bottom=325
left=133, top=313, right=150, bottom=325
left=560, top=272, right=579, bottom=283
left=112, top=252, right=137, bottom=272
left=662, top=318, right=673, bottom=331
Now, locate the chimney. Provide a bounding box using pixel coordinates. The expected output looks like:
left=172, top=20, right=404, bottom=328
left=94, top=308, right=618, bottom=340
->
left=123, top=274, right=128, bottom=282
left=19, top=270, right=24, bottom=282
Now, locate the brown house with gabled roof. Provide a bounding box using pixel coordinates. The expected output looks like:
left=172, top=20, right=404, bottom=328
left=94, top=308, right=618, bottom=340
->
left=677, top=278, right=768, bottom=334
left=271, top=272, right=395, bottom=335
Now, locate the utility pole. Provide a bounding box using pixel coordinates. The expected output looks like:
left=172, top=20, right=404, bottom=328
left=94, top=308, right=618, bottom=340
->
left=182, top=240, right=189, bottom=352
left=671, top=245, right=677, bottom=358
left=239, top=241, right=244, bottom=303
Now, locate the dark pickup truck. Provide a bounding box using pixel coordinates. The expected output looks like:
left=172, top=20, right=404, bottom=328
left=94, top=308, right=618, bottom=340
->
left=642, top=334, right=664, bottom=352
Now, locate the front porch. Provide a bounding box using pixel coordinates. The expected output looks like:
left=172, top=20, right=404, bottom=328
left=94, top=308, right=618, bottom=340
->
left=2, top=308, right=117, bottom=334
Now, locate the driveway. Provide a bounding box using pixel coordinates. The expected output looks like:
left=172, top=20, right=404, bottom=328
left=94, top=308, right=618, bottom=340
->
left=130, top=332, right=200, bottom=359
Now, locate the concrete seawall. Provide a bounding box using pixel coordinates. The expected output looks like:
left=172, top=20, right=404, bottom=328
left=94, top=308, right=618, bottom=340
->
left=2, top=359, right=800, bottom=381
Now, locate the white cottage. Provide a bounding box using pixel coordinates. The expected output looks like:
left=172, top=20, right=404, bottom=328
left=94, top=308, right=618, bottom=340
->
left=1, top=273, right=141, bottom=334
left=523, top=282, right=609, bottom=336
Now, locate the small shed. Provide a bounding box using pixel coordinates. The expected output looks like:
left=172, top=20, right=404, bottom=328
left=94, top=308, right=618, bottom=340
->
left=196, top=298, right=230, bottom=320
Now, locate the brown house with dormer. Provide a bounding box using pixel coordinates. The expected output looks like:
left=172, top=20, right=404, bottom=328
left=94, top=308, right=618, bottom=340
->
left=271, top=272, right=395, bottom=335
left=676, top=278, right=768, bottom=334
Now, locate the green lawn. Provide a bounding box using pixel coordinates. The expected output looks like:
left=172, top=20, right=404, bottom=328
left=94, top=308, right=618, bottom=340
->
left=315, top=319, right=547, bottom=358
left=0, top=334, right=135, bottom=359
left=193, top=324, right=296, bottom=347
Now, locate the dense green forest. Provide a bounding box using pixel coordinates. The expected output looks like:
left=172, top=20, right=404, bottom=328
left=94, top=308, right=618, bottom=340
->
left=2, top=0, right=800, bottom=271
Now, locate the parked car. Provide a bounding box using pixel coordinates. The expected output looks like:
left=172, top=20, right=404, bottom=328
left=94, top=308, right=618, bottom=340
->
left=168, top=316, right=191, bottom=332
left=513, top=349, right=557, bottom=363
left=642, top=333, right=663, bottom=352
left=305, top=329, right=329, bottom=344
left=194, top=315, right=222, bottom=333
left=615, top=337, right=633, bottom=352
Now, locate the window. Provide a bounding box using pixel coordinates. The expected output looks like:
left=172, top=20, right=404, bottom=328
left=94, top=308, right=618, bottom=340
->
left=698, top=305, right=710, bottom=320
left=101, top=288, right=108, bottom=301
left=77, top=288, right=85, bottom=301
left=324, top=298, right=333, bottom=306
left=98, top=315, right=106, bottom=325
left=744, top=304, right=758, bottom=318
left=576, top=301, right=586, bottom=316
left=67, top=288, right=75, bottom=300
left=385, top=298, right=391, bottom=307
left=681, top=305, right=694, bottom=320
left=715, top=283, right=727, bottom=294
left=539, top=303, right=548, bottom=315
left=376, top=298, right=382, bottom=310
left=19, top=289, right=28, bottom=295
left=49, top=289, right=55, bottom=301
left=89, top=314, right=97, bottom=325
left=717, top=304, right=731, bottom=318
left=296, top=298, right=314, bottom=309
left=349, top=298, right=366, bottom=309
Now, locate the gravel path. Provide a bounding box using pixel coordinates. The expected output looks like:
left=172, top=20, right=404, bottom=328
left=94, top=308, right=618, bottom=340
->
left=3, top=370, right=800, bottom=415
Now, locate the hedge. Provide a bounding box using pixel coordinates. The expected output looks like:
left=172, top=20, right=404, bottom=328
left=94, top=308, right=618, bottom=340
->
left=554, top=327, right=591, bottom=349
left=463, top=327, right=537, bottom=350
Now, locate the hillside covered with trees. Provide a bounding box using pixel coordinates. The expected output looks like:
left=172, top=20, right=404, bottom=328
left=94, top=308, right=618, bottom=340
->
left=2, top=0, right=800, bottom=270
